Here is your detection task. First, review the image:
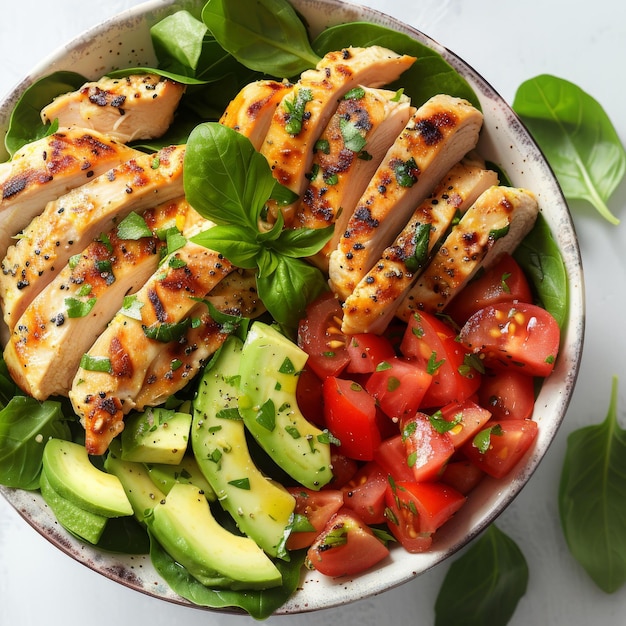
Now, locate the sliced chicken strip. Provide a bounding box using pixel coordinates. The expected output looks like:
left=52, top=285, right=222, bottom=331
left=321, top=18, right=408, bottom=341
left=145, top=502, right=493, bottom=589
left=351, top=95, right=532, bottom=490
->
left=220, top=79, right=293, bottom=150
left=396, top=186, right=539, bottom=320
left=134, top=269, right=264, bottom=409
left=293, top=87, right=412, bottom=271
left=328, top=94, right=484, bottom=301
left=260, top=46, right=416, bottom=223
left=41, top=74, right=185, bottom=144
left=0, top=145, right=186, bottom=331
left=0, top=129, right=141, bottom=257
left=68, top=237, right=233, bottom=456
left=341, top=161, right=498, bottom=335
left=4, top=198, right=201, bottom=400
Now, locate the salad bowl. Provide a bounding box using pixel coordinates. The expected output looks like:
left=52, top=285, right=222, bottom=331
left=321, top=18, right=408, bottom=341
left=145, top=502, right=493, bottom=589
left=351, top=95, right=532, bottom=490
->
left=0, top=0, right=584, bottom=616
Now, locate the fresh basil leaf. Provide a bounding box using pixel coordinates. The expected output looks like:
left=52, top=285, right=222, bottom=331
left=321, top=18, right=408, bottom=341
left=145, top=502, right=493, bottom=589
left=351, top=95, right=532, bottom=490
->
left=513, top=213, right=568, bottom=329
left=143, top=319, right=192, bottom=343
left=0, top=397, right=70, bottom=490
left=116, top=212, right=153, bottom=240
left=559, top=376, right=626, bottom=593
left=0, top=359, right=21, bottom=408
left=191, top=225, right=261, bottom=269
left=201, top=0, right=320, bottom=77
left=271, top=224, right=334, bottom=258
left=435, top=524, right=528, bottom=626
left=184, top=123, right=275, bottom=228
left=313, top=23, right=480, bottom=109
left=5, top=71, right=86, bottom=156
left=513, top=74, right=625, bottom=225
left=256, top=251, right=328, bottom=328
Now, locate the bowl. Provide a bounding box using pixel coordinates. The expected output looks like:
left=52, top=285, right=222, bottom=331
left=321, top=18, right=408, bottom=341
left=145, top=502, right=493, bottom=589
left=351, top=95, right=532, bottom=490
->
left=0, top=0, right=584, bottom=615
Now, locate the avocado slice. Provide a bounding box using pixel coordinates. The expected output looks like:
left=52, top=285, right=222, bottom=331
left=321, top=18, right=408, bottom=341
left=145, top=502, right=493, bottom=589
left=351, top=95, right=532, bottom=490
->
left=121, top=407, right=191, bottom=465
left=104, top=442, right=165, bottom=524
left=238, top=322, right=333, bottom=490
left=192, top=335, right=295, bottom=558
left=147, top=483, right=283, bottom=590
left=42, top=438, right=133, bottom=517
left=40, top=468, right=108, bottom=544
left=145, top=455, right=216, bottom=501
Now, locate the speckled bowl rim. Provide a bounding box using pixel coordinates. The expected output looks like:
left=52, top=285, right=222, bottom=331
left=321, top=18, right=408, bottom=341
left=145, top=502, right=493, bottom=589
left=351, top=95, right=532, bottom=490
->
left=0, top=0, right=584, bottom=616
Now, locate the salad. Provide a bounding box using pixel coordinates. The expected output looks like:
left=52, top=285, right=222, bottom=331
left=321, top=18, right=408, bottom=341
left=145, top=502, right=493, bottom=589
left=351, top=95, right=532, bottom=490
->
left=0, top=0, right=568, bottom=619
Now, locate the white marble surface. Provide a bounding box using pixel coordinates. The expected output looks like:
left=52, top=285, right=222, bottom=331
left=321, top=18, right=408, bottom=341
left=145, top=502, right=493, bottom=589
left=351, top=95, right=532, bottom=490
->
left=1, top=1, right=625, bottom=624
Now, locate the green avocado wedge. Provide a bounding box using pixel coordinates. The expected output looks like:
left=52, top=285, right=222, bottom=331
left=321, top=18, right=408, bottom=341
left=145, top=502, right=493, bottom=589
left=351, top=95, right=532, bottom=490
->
left=238, top=322, right=333, bottom=490
left=192, top=335, right=295, bottom=558
left=146, top=482, right=283, bottom=590
left=42, top=438, right=133, bottom=518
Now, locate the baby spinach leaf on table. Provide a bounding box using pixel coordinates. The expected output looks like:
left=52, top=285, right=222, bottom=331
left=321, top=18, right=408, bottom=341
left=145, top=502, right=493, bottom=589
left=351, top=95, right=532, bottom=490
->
left=513, top=213, right=568, bottom=329
left=0, top=397, right=70, bottom=490
left=434, top=524, right=528, bottom=626
left=4, top=71, right=86, bottom=157
left=313, top=22, right=480, bottom=110
left=148, top=529, right=305, bottom=620
left=202, top=0, right=320, bottom=78
left=559, top=376, right=626, bottom=593
left=513, top=75, right=625, bottom=225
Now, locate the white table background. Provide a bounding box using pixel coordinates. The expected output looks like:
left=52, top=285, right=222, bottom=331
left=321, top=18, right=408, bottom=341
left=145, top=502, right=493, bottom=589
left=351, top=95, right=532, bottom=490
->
left=1, top=1, right=625, bottom=624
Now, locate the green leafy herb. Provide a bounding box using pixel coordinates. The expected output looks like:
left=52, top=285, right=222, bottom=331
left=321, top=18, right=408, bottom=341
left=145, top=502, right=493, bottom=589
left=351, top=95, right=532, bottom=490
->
left=426, top=351, right=445, bottom=375
left=559, top=376, right=626, bottom=593
left=435, top=524, right=528, bottom=626
left=473, top=424, right=504, bottom=454
left=65, top=296, right=97, bottom=319
left=404, top=222, right=431, bottom=272
left=429, top=409, right=461, bottom=434
left=228, top=477, right=251, bottom=490
left=339, top=118, right=367, bottom=153
left=256, top=399, right=276, bottom=431
left=117, top=212, right=153, bottom=240
left=143, top=319, right=191, bottom=343
left=283, top=87, right=313, bottom=135
left=513, top=74, right=625, bottom=225
left=79, top=354, right=112, bottom=374
left=394, top=156, right=419, bottom=188
left=121, top=295, right=144, bottom=321
left=201, top=0, right=320, bottom=77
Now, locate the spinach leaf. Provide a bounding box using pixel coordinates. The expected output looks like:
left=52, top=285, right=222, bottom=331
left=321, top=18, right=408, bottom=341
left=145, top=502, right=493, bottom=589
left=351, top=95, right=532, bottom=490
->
left=313, top=22, right=480, bottom=110
left=148, top=529, right=305, bottom=619
left=4, top=71, right=86, bottom=157
left=513, top=75, right=625, bottom=225
left=202, top=0, right=320, bottom=78
left=559, top=376, right=626, bottom=593
left=513, top=212, right=568, bottom=329
left=0, top=397, right=71, bottom=490
left=435, top=524, right=528, bottom=626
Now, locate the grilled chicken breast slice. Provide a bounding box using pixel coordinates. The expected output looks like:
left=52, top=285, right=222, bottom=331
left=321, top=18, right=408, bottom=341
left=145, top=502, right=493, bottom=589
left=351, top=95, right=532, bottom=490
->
left=260, top=46, right=415, bottom=223
left=293, top=87, right=413, bottom=271
left=220, top=79, right=293, bottom=150
left=134, top=269, right=264, bottom=409
left=328, top=94, right=484, bottom=301
left=41, top=74, right=185, bottom=144
left=341, top=161, right=499, bottom=335
left=396, top=186, right=539, bottom=320
left=0, top=145, right=186, bottom=331
left=4, top=198, right=198, bottom=400
left=68, top=238, right=233, bottom=455
left=0, top=129, right=141, bottom=257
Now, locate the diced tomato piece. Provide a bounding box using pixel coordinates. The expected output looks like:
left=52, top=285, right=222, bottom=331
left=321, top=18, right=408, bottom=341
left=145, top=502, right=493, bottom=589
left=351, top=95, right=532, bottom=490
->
left=341, top=461, right=388, bottom=525
left=374, top=435, right=415, bottom=482
left=306, top=508, right=389, bottom=577
left=296, top=366, right=325, bottom=427
left=365, top=356, right=432, bottom=420
left=298, top=292, right=350, bottom=379
left=436, top=399, right=493, bottom=448
left=384, top=480, right=432, bottom=553
left=459, top=302, right=560, bottom=377
left=286, top=488, right=344, bottom=550
left=400, top=413, right=455, bottom=482
left=462, top=418, right=539, bottom=478
left=444, top=253, right=533, bottom=325
left=478, top=368, right=536, bottom=420
left=325, top=451, right=359, bottom=489
left=400, top=310, right=481, bottom=407
left=346, top=333, right=396, bottom=374
left=323, top=377, right=380, bottom=461
left=440, top=460, right=485, bottom=495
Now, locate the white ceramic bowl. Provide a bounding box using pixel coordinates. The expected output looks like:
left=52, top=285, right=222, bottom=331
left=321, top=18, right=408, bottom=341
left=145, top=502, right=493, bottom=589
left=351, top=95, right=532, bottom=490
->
left=0, top=0, right=584, bottom=615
